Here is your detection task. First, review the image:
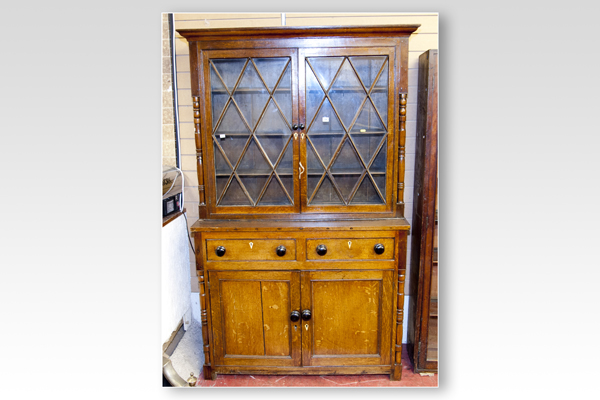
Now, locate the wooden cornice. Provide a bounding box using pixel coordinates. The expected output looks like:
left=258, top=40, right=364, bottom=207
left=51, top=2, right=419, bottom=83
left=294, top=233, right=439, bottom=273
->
left=177, top=24, right=420, bottom=41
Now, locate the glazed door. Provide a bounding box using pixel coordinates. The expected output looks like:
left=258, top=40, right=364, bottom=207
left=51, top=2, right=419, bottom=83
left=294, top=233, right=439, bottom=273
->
left=202, top=49, right=300, bottom=215
left=208, top=271, right=301, bottom=366
left=300, top=270, right=394, bottom=366
left=299, top=48, right=396, bottom=213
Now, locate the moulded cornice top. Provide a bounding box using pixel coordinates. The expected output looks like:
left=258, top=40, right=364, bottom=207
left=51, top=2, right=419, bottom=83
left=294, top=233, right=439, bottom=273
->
left=176, top=24, right=420, bottom=41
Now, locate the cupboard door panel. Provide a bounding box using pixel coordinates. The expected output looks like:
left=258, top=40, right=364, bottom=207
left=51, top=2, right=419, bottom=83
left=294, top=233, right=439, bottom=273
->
left=300, top=47, right=395, bottom=213
left=301, top=270, right=393, bottom=366
left=209, top=271, right=301, bottom=366
left=203, top=48, right=300, bottom=215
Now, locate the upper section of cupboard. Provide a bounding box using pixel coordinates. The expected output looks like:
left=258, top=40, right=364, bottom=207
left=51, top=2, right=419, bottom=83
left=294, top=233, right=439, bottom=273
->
left=178, top=25, right=419, bottom=220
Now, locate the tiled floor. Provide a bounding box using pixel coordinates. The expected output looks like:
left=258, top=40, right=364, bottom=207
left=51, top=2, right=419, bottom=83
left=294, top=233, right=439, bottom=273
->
left=193, top=345, right=437, bottom=387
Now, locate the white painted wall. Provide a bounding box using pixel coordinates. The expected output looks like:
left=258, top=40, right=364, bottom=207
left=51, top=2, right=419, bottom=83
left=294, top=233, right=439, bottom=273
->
left=161, top=214, right=192, bottom=344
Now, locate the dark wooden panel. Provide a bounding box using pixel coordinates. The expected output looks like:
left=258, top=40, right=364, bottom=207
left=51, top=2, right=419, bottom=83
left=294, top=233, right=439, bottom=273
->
left=407, top=49, right=438, bottom=374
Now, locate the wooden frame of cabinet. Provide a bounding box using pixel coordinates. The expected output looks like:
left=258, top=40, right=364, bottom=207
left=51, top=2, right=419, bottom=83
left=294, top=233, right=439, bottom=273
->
left=407, top=49, right=438, bottom=373
left=178, top=25, right=419, bottom=381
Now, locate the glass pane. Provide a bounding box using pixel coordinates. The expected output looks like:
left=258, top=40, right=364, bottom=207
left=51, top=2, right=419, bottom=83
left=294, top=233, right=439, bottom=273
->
left=215, top=135, right=250, bottom=170
left=308, top=134, right=343, bottom=170
left=211, top=58, right=246, bottom=92
left=238, top=138, right=271, bottom=175
left=349, top=56, right=386, bottom=90
left=370, top=141, right=387, bottom=174
left=238, top=175, right=269, bottom=204
left=253, top=58, right=288, bottom=92
left=276, top=144, right=294, bottom=198
left=331, top=139, right=363, bottom=174
left=307, top=145, right=324, bottom=198
left=236, top=139, right=271, bottom=204
left=311, top=175, right=343, bottom=205
left=372, top=175, right=386, bottom=199
left=329, top=60, right=365, bottom=130
left=213, top=143, right=232, bottom=176
left=220, top=177, right=251, bottom=206
left=309, top=97, right=345, bottom=135
left=350, top=176, right=383, bottom=204
left=233, top=62, right=270, bottom=130
left=273, top=64, right=292, bottom=124
left=255, top=100, right=291, bottom=166
left=216, top=102, right=251, bottom=134
left=350, top=133, right=385, bottom=166
left=332, top=174, right=359, bottom=203
left=308, top=57, right=343, bottom=90
left=276, top=141, right=293, bottom=175
left=351, top=100, right=386, bottom=134
left=258, top=177, right=291, bottom=205
left=210, top=64, right=229, bottom=130
left=306, top=66, right=324, bottom=128
left=371, top=59, right=389, bottom=127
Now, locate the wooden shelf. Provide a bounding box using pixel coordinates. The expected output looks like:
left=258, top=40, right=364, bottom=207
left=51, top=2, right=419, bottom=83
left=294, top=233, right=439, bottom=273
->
left=307, top=131, right=387, bottom=136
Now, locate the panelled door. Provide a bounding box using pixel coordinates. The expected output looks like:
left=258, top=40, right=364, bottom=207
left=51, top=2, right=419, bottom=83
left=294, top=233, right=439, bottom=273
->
left=300, top=270, right=394, bottom=366
left=208, top=271, right=302, bottom=366
left=202, top=49, right=300, bottom=215
left=299, top=47, right=396, bottom=213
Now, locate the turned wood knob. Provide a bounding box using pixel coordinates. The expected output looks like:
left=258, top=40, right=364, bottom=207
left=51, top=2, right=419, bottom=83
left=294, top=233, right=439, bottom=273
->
left=215, top=246, right=226, bottom=257
left=301, top=310, right=312, bottom=321
left=290, top=311, right=300, bottom=322
left=374, top=243, right=385, bottom=254
left=276, top=245, right=286, bottom=257
left=316, top=244, right=327, bottom=256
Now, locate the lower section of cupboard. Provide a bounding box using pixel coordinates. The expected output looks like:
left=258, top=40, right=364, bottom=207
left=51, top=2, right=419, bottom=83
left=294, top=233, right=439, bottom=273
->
left=191, top=220, right=410, bottom=381
left=200, top=269, right=404, bottom=381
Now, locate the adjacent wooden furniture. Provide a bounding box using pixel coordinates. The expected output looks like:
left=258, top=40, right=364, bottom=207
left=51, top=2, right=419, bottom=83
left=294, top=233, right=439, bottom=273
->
left=407, top=49, right=438, bottom=373
left=178, top=25, right=419, bottom=380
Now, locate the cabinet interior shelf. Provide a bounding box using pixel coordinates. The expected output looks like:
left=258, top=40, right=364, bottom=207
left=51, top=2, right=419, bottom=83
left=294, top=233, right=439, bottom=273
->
left=212, top=131, right=388, bottom=137
left=211, top=87, right=387, bottom=94
left=215, top=169, right=385, bottom=177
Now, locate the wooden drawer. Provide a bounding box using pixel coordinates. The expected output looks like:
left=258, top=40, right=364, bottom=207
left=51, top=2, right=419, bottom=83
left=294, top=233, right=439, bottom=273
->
left=306, top=238, right=395, bottom=261
left=206, top=239, right=297, bottom=261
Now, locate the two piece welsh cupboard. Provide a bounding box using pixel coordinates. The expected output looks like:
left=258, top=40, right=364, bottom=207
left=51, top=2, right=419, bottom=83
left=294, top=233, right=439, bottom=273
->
left=177, top=25, right=420, bottom=380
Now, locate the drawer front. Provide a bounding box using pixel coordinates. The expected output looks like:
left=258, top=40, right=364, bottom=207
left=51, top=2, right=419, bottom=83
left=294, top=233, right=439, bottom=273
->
left=306, top=238, right=395, bottom=261
left=206, top=239, right=297, bottom=261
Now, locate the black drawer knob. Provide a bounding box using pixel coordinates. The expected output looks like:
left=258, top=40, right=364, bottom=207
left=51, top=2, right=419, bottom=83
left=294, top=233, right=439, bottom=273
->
left=316, top=244, right=327, bottom=256
left=290, top=311, right=300, bottom=322
left=215, top=246, right=226, bottom=257
left=298, top=123, right=305, bottom=130
left=292, top=124, right=299, bottom=130
left=374, top=243, right=385, bottom=254
left=301, top=310, right=312, bottom=321
left=276, top=245, right=286, bottom=257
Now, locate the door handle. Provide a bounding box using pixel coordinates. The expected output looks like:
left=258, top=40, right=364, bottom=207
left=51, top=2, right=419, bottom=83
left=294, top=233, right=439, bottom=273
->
left=299, top=161, right=305, bottom=178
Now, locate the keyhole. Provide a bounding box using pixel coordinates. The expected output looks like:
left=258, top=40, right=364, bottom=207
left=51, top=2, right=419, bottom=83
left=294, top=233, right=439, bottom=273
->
left=348, top=241, right=352, bottom=249
left=305, top=324, right=309, bottom=331
left=249, top=242, right=253, bottom=249
left=294, top=325, right=297, bottom=331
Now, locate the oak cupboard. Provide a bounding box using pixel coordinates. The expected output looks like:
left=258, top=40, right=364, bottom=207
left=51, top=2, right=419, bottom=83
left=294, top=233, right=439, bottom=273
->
left=177, top=25, right=419, bottom=380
